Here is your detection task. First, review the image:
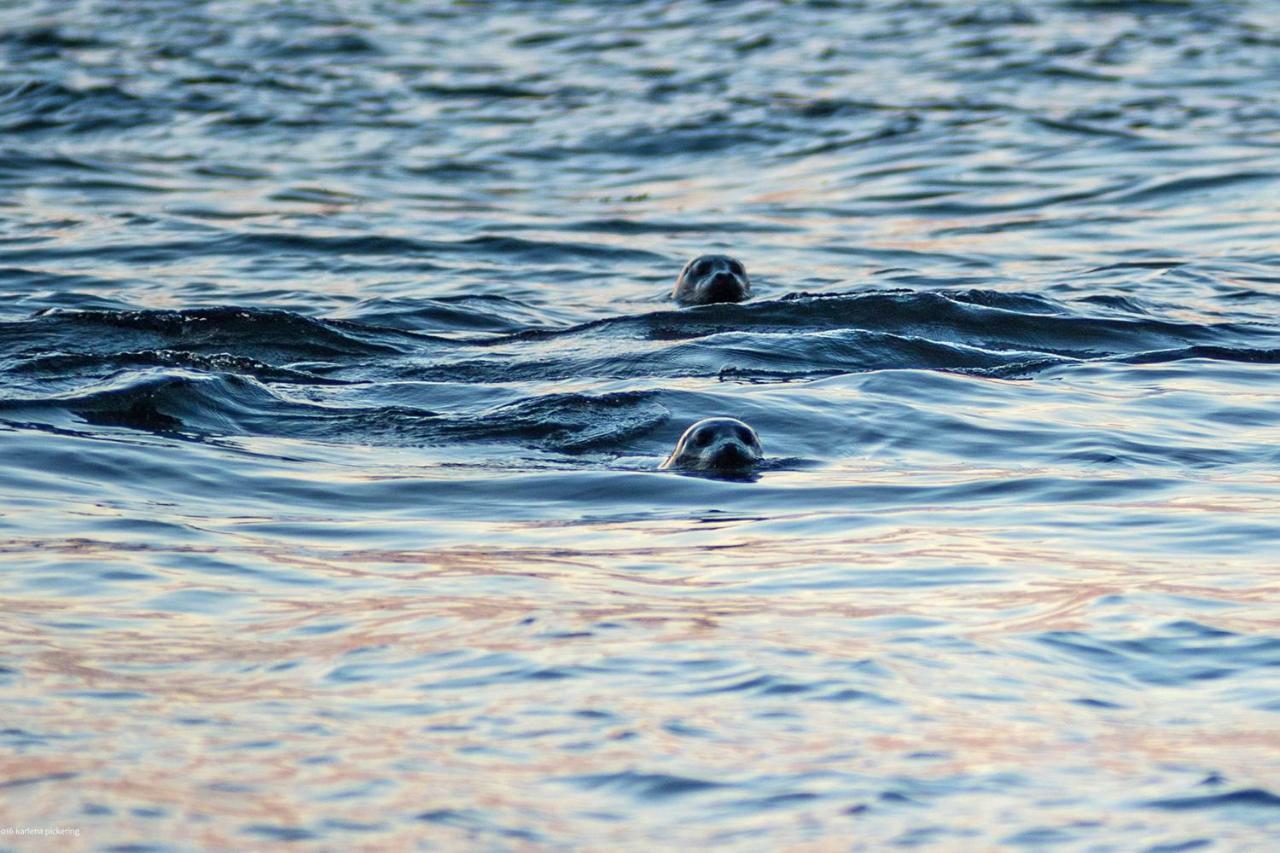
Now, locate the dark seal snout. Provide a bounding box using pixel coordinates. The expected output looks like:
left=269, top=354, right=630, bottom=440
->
left=708, top=439, right=754, bottom=469
left=703, top=271, right=746, bottom=303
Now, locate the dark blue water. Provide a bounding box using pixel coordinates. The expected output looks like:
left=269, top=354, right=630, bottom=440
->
left=3, top=0, right=1279, bottom=847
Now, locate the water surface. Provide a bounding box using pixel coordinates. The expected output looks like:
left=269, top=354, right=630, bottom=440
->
left=2, top=0, right=1279, bottom=848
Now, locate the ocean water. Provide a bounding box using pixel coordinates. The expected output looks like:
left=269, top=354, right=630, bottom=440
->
left=2, top=0, right=1279, bottom=848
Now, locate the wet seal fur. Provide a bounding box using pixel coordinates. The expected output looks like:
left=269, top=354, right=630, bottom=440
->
left=660, top=417, right=763, bottom=472
left=673, top=255, right=751, bottom=305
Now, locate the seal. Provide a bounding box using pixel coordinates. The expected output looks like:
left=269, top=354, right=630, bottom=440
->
left=660, top=417, right=764, bottom=472
left=672, top=254, right=751, bottom=305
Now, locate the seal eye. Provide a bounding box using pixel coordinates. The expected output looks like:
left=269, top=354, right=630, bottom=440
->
left=692, top=261, right=710, bottom=277
left=734, top=426, right=754, bottom=445
left=692, top=429, right=711, bottom=447
left=729, top=261, right=744, bottom=275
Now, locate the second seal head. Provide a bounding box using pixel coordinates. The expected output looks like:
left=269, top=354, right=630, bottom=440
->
left=672, top=255, right=752, bottom=305
left=660, top=417, right=764, bottom=472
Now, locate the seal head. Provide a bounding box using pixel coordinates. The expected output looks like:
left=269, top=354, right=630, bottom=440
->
left=673, top=255, right=751, bottom=305
left=660, top=417, right=764, bottom=472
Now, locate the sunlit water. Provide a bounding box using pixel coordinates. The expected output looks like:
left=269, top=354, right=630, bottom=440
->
left=2, top=0, right=1279, bottom=848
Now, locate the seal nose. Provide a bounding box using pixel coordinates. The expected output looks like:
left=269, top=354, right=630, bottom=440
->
left=709, top=440, right=753, bottom=469
left=702, top=271, right=744, bottom=303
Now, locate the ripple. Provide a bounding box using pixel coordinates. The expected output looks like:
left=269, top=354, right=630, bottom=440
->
left=2, top=0, right=1279, bottom=848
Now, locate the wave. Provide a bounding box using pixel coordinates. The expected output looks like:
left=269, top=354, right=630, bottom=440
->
left=491, top=289, right=1277, bottom=356
left=3, top=307, right=417, bottom=362
left=458, top=290, right=1280, bottom=381
left=12, top=349, right=340, bottom=385
left=0, top=79, right=157, bottom=134
left=2, top=291, right=1276, bottom=443
left=0, top=368, right=668, bottom=452
left=1, top=232, right=668, bottom=268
